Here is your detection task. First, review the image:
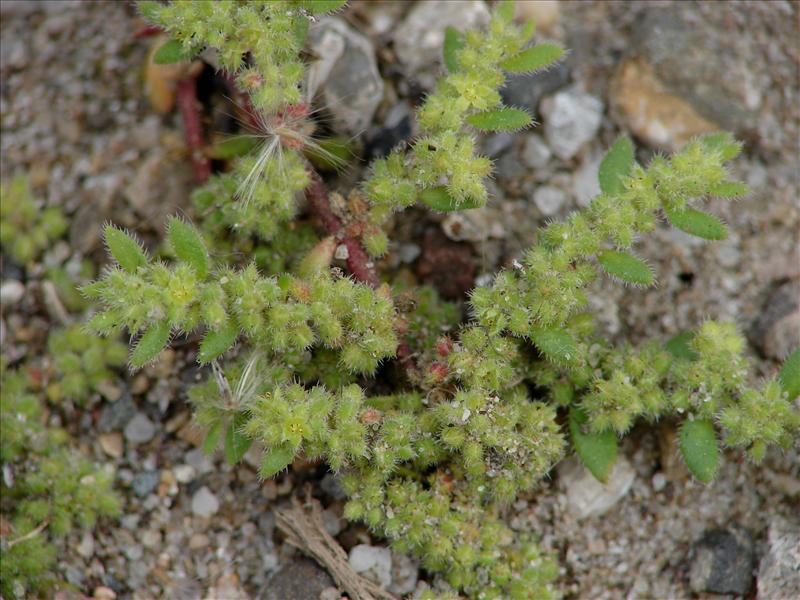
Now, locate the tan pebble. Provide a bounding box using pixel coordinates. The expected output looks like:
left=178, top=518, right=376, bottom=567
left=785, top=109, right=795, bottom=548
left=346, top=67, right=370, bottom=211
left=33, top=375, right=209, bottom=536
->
left=165, top=411, right=190, bottom=433
left=262, top=480, right=278, bottom=501
left=609, top=58, right=718, bottom=152
left=176, top=422, right=205, bottom=447
left=93, top=586, right=117, bottom=600
left=130, top=373, right=150, bottom=395
left=98, top=432, right=124, bottom=459
left=189, top=533, right=210, bottom=549
left=515, top=1, right=560, bottom=34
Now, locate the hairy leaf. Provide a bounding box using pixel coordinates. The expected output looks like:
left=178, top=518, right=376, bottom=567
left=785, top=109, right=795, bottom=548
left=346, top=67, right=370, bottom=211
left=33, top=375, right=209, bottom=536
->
left=198, top=322, right=239, bottom=364
left=680, top=419, right=718, bottom=484
left=260, top=445, right=296, bottom=478
left=597, top=250, right=654, bottom=286
left=224, top=412, right=253, bottom=466
left=495, top=0, right=516, bottom=22
left=599, top=137, right=635, bottom=195
left=419, top=186, right=481, bottom=212
left=779, top=347, right=800, bottom=400
left=665, top=207, right=728, bottom=241
left=569, top=406, right=618, bottom=483
left=530, top=327, right=577, bottom=363
left=710, top=181, right=748, bottom=199
left=207, top=137, right=259, bottom=160
left=698, top=132, right=742, bottom=161
left=500, top=43, right=564, bottom=73
left=168, top=218, right=209, bottom=278
left=104, top=226, right=147, bottom=273
left=202, top=422, right=222, bottom=455
left=665, top=331, right=698, bottom=361
left=466, top=107, right=533, bottom=132
left=443, top=26, right=465, bottom=73
left=153, top=39, right=188, bottom=65
left=297, top=0, right=348, bottom=14
left=130, top=321, right=171, bottom=369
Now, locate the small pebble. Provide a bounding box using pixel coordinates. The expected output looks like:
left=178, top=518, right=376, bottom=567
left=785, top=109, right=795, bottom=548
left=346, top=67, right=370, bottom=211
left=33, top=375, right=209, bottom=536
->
left=191, top=486, right=220, bottom=518
left=533, top=185, right=568, bottom=216
left=98, top=432, right=124, bottom=459
left=652, top=472, right=667, bottom=492
left=0, top=280, right=25, bottom=307
left=521, top=134, right=552, bottom=169
left=173, top=464, right=196, bottom=484
left=93, top=586, right=117, bottom=600
left=348, top=544, right=393, bottom=588
left=123, top=412, right=156, bottom=445
left=132, top=470, right=160, bottom=498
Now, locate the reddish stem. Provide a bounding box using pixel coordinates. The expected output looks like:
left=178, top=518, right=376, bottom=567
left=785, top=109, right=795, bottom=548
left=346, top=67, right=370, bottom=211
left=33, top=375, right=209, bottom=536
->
left=305, top=169, right=379, bottom=287
left=176, top=77, right=212, bottom=183
left=134, top=24, right=164, bottom=39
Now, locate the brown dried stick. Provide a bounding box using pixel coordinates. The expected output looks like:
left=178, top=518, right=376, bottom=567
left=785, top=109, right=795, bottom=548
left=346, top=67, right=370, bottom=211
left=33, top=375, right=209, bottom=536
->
left=275, top=494, right=398, bottom=600
left=176, top=76, right=212, bottom=183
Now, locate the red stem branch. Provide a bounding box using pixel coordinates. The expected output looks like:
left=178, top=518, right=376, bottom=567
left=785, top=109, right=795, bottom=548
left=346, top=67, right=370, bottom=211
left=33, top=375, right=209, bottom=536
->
left=176, top=77, right=212, bottom=184
left=305, top=169, right=379, bottom=287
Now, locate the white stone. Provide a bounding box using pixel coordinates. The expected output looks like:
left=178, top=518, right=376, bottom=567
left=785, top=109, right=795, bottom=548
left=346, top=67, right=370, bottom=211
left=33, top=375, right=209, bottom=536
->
left=533, top=186, right=567, bottom=216
left=521, top=134, right=552, bottom=169
left=559, top=455, right=636, bottom=519
left=0, top=280, right=25, bottom=306
left=389, top=551, right=419, bottom=596
left=540, top=85, right=604, bottom=160
left=572, top=151, right=603, bottom=207
left=123, top=413, right=155, bottom=445
left=758, top=516, right=800, bottom=599
left=173, top=464, right=196, bottom=484
left=191, top=486, right=219, bottom=518
left=349, top=544, right=393, bottom=588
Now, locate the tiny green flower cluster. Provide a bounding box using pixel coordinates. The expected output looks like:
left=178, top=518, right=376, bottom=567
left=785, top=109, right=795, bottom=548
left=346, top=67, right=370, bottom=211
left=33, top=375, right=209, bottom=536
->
left=45, top=324, right=128, bottom=406
left=0, top=175, right=67, bottom=264
left=0, top=363, right=120, bottom=599
left=365, top=3, right=558, bottom=212
left=139, top=0, right=344, bottom=113
left=85, top=218, right=397, bottom=373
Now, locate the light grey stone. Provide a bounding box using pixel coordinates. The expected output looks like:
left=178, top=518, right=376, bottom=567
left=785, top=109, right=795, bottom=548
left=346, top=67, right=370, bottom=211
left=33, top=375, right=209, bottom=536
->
left=191, top=486, right=219, bottom=518
left=540, top=85, right=604, bottom=160
left=349, top=544, right=392, bottom=588
left=572, top=151, right=603, bottom=207
left=123, top=412, right=156, bottom=445
left=393, top=0, right=490, bottom=74
left=559, top=455, right=635, bottom=519
left=533, top=185, right=568, bottom=217
left=521, top=134, right=552, bottom=169
left=389, top=551, right=419, bottom=596
left=757, top=516, right=800, bottom=599
left=308, top=18, right=383, bottom=135
left=0, top=280, right=25, bottom=307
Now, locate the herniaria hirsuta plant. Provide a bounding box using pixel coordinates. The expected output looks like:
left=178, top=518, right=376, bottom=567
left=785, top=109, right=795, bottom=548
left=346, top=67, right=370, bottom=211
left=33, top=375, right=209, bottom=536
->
left=82, top=1, right=799, bottom=598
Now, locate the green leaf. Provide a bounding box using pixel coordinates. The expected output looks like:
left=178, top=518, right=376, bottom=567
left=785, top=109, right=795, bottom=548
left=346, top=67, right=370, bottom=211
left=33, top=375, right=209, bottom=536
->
left=224, top=412, right=253, bottom=466
left=104, top=226, right=147, bottom=273
left=207, top=137, right=259, bottom=160
left=569, top=406, right=618, bottom=483
left=466, top=107, right=533, bottom=132
left=698, top=132, right=742, bottom=161
left=198, top=322, right=239, bottom=364
left=665, top=206, right=728, bottom=241
left=597, top=250, right=654, bottom=286
left=680, top=419, right=719, bottom=484
left=202, top=422, right=222, bottom=454
left=443, top=26, right=465, bottom=73
left=130, top=321, right=171, bottom=369
left=779, top=347, right=800, bottom=400
left=665, top=331, right=699, bottom=361
left=153, top=39, right=189, bottom=65
left=530, top=327, right=577, bottom=363
left=260, top=444, right=296, bottom=478
left=495, top=0, right=516, bottom=22
left=500, top=43, right=565, bottom=73
left=297, top=0, right=348, bottom=14
left=599, top=137, right=635, bottom=195
left=419, top=186, right=482, bottom=212
left=709, top=181, right=748, bottom=199
left=167, top=218, right=209, bottom=278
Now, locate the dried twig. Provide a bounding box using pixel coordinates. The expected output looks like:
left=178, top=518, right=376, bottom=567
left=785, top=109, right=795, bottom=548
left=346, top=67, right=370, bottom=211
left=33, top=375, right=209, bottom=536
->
left=6, top=518, right=49, bottom=549
left=275, top=492, right=397, bottom=600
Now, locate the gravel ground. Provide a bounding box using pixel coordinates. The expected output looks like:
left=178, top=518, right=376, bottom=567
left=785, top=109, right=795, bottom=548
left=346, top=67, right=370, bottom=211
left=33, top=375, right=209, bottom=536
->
left=1, top=1, right=797, bottom=599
